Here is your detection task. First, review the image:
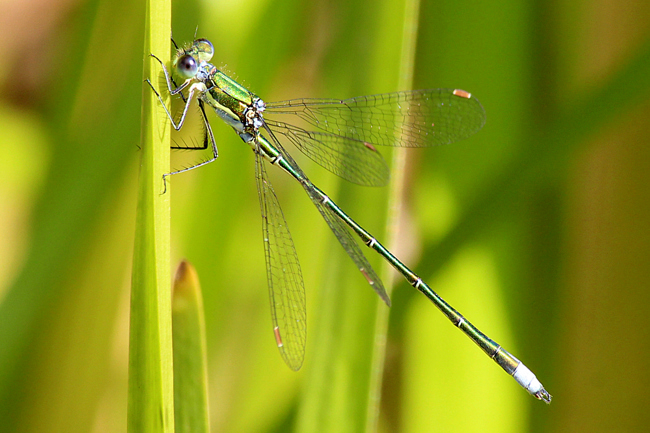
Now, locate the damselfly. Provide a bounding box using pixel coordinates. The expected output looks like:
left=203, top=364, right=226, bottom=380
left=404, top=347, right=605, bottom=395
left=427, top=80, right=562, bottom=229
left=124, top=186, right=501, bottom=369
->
left=147, top=38, right=551, bottom=403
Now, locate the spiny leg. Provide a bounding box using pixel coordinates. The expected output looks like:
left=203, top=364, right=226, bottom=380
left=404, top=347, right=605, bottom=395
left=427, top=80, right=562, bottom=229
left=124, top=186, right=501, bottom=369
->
left=150, top=53, right=191, bottom=96
left=161, top=99, right=219, bottom=193
left=146, top=58, right=219, bottom=192
left=145, top=75, right=196, bottom=131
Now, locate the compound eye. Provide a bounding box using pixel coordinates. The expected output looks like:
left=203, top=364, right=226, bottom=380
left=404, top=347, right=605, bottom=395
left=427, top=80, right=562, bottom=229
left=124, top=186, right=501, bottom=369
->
left=194, top=38, right=214, bottom=62
left=175, top=54, right=198, bottom=79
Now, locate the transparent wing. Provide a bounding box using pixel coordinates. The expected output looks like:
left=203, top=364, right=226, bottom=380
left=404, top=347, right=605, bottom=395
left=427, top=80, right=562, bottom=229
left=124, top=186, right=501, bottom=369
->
left=266, top=120, right=389, bottom=186
left=265, top=88, right=486, bottom=148
left=261, top=127, right=391, bottom=306
left=254, top=149, right=306, bottom=371
left=310, top=194, right=391, bottom=306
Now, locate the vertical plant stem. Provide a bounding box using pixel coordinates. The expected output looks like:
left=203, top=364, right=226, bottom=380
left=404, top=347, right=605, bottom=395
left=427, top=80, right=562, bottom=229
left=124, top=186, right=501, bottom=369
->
left=128, top=0, right=173, bottom=432
left=366, top=0, right=421, bottom=430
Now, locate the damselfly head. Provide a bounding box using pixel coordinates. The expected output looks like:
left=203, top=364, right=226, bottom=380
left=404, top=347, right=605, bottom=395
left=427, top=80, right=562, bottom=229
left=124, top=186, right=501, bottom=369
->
left=173, top=39, right=214, bottom=80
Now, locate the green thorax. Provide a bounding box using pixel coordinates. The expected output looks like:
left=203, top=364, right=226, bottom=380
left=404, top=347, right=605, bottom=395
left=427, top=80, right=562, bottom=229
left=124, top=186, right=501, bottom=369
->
left=205, top=67, right=256, bottom=121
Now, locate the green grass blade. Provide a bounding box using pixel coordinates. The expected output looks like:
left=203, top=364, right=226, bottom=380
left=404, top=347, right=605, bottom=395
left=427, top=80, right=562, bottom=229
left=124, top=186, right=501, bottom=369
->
left=0, top=0, right=146, bottom=429
left=127, top=1, right=173, bottom=432
left=295, top=1, right=414, bottom=432
left=366, top=0, right=422, bottom=431
left=172, top=260, right=210, bottom=433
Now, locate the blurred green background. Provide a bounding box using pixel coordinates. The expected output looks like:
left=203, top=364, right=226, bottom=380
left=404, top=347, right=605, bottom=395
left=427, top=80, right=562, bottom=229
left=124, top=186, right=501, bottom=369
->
left=1, top=0, right=650, bottom=432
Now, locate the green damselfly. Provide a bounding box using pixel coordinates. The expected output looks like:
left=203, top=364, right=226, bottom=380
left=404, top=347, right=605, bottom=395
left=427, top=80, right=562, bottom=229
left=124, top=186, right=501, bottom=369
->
left=147, top=38, right=551, bottom=403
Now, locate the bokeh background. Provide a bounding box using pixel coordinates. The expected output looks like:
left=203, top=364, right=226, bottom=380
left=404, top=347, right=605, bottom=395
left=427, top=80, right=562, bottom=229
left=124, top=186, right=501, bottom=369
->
left=1, top=0, right=649, bottom=432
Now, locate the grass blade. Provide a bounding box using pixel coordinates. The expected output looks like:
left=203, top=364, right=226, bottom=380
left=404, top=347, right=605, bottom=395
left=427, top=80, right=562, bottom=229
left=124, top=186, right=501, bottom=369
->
left=127, top=0, right=173, bottom=431
left=172, top=260, right=210, bottom=433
